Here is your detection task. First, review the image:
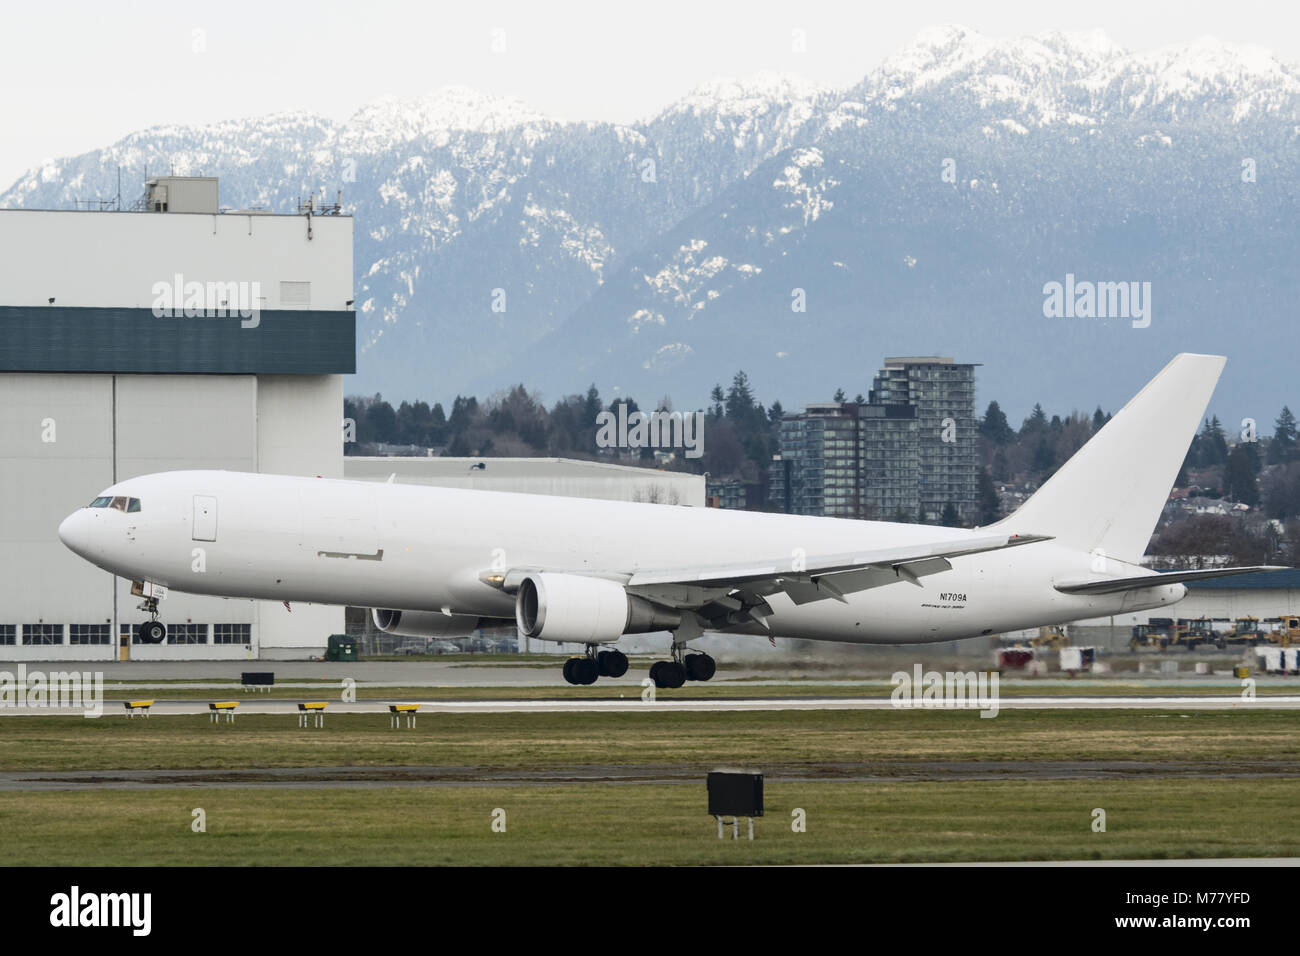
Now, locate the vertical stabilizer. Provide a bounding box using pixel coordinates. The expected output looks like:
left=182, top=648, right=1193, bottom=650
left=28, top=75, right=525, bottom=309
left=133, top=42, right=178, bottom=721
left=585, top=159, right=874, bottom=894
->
left=991, top=353, right=1226, bottom=563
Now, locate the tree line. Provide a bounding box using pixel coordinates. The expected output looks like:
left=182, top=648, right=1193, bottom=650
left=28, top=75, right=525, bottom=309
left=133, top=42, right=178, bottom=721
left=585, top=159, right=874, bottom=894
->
left=344, top=379, right=1300, bottom=550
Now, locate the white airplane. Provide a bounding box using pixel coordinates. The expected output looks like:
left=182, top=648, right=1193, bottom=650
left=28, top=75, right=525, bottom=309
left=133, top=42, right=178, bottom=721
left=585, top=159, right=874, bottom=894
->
left=58, top=353, right=1281, bottom=687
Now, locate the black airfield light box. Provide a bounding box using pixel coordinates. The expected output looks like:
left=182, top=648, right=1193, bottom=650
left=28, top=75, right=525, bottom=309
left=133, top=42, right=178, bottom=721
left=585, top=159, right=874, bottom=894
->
left=707, top=770, right=764, bottom=818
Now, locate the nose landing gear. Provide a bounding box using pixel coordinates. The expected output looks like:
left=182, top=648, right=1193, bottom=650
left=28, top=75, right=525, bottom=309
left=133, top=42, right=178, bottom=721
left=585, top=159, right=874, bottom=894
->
left=136, top=595, right=166, bottom=644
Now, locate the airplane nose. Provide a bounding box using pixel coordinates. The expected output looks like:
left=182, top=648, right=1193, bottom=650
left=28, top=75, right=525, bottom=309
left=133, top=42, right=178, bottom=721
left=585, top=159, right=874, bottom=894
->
left=58, top=509, right=92, bottom=557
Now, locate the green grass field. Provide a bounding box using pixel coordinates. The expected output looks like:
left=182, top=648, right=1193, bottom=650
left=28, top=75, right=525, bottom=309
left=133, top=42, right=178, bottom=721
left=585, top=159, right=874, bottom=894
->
left=2, top=709, right=1298, bottom=864
left=2, top=709, right=1299, bottom=771
left=3, top=779, right=1297, bottom=865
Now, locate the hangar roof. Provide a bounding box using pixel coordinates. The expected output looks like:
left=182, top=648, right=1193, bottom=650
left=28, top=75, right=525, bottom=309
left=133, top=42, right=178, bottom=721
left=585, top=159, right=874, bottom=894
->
left=1180, top=569, right=1300, bottom=590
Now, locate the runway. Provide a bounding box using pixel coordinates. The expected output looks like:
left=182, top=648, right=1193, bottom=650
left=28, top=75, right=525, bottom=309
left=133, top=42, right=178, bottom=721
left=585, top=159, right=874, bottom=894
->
left=6, top=694, right=1299, bottom=717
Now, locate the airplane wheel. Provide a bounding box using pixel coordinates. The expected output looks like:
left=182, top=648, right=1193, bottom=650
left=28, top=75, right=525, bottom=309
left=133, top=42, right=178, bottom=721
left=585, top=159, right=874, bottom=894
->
left=140, top=621, right=166, bottom=644
left=598, top=650, right=628, bottom=678
left=562, top=658, right=580, bottom=685
left=684, top=653, right=716, bottom=682
left=575, top=657, right=599, bottom=685
left=654, top=661, right=686, bottom=689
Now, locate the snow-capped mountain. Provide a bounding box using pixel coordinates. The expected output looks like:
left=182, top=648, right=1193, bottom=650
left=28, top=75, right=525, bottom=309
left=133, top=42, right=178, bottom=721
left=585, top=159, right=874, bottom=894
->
left=4, top=27, right=1299, bottom=419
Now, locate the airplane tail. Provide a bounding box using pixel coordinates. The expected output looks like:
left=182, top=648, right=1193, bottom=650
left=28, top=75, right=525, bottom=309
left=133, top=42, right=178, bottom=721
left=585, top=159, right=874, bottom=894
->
left=990, top=353, right=1227, bottom=564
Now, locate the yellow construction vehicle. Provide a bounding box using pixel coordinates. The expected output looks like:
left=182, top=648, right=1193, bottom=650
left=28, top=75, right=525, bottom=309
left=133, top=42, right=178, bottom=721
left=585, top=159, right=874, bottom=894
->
left=1130, top=618, right=1184, bottom=651
left=1263, top=617, right=1300, bottom=647
left=1031, top=625, right=1070, bottom=649
left=1177, top=617, right=1220, bottom=651
left=1227, top=616, right=1264, bottom=645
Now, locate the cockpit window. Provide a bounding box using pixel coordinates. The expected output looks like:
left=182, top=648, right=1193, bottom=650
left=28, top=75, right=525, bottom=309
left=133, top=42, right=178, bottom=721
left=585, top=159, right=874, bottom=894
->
left=88, top=496, right=141, bottom=512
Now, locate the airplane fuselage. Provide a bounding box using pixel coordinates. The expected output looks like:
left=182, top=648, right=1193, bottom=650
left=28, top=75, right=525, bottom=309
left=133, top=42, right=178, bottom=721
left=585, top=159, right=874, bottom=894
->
left=58, top=469, right=1185, bottom=645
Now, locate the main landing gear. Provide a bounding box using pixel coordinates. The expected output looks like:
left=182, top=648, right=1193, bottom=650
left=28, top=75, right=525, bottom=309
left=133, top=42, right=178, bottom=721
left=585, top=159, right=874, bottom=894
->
left=649, top=648, right=716, bottom=689
left=136, top=595, right=166, bottom=644
left=557, top=643, right=716, bottom=688
left=562, top=647, right=630, bottom=685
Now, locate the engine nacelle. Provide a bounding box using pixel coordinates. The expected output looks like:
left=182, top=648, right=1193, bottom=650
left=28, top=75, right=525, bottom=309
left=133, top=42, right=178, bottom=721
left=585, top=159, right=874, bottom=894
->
left=371, top=608, right=492, bottom=639
left=514, top=572, right=680, bottom=644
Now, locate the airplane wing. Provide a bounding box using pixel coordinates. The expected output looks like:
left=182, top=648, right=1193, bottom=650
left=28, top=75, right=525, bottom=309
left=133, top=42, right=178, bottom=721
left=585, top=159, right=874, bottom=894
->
left=613, top=532, right=1051, bottom=628
left=1054, top=566, right=1289, bottom=595
left=485, top=532, right=1051, bottom=632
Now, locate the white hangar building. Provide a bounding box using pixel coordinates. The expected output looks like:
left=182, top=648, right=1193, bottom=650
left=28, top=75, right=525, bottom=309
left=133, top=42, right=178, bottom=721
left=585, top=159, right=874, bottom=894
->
left=0, top=177, right=355, bottom=661
left=0, top=177, right=707, bottom=661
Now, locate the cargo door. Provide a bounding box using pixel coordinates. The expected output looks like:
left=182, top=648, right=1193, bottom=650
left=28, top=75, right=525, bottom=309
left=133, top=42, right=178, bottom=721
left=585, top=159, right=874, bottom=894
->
left=193, top=495, right=218, bottom=541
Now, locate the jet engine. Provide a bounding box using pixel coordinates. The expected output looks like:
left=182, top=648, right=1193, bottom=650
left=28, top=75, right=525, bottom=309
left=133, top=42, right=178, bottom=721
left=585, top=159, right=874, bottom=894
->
left=514, top=572, right=680, bottom=643
left=371, top=608, right=497, bottom=639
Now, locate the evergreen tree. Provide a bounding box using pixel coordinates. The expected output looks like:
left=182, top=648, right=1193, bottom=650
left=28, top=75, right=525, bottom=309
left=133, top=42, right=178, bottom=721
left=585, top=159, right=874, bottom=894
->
left=429, top=402, right=447, bottom=445
left=978, top=401, right=1015, bottom=444
left=1091, top=407, right=1107, bottom=433
left=1224, top=444, right=1260, bottom=507
left=977, top=468, right=1001, bottom=525
left=1199, top=416, right=1229, bottom=467
left=940, top=502, right=960, bottom=527
left=1020, top=403, right=1048, bottom=440
left=725, top=371, right=757, bottom=422
left=1031, top=437, right=1056, bottom=474
left=1269, top=406, right=1298, bottom=465
left=708, top=385, right=725, bottom=421
left=365, top=396, right=397, bottom=444
left=991, top=448, right=1010, bottom=483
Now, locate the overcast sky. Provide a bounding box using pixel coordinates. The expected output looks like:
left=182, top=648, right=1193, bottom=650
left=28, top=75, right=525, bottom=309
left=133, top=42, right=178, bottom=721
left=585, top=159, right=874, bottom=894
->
left=2, top=0, right=1297, bottom=188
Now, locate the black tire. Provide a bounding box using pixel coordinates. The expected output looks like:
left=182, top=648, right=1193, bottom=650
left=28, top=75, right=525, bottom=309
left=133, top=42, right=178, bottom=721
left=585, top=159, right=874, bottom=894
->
left=562, top=658, right=579, bottom=685
left=140, top=621, right=166, bottom=644
left=685, top=653, right=716, bottom=682
left=575, top=657, right=599, bottom=685
left=599, top=650, right=629, bottom=678
left=654, top=661, right=686, bottom=689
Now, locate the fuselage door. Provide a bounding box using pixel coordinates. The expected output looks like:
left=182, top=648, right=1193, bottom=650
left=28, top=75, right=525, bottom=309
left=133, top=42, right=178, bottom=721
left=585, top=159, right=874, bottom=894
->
left=193, top=495, right=218, bottom=542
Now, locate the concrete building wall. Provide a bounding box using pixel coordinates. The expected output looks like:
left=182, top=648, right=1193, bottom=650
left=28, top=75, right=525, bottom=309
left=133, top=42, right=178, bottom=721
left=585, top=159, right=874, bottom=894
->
left=256, top=375, right=347, bottom=656
left=0, top=372, right=347, bottom=661
left=344, top=456, right=705, bottom=507
left=0, top=209, right=352, bottom=311
left=1, top=194, right=352, bottom=662
left=0, top=374, right=114, bottom=661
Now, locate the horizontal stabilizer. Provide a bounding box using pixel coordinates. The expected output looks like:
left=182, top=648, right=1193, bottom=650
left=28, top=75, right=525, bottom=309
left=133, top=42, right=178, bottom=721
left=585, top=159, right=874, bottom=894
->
left=1055, top=566, right=1289, bottom=595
